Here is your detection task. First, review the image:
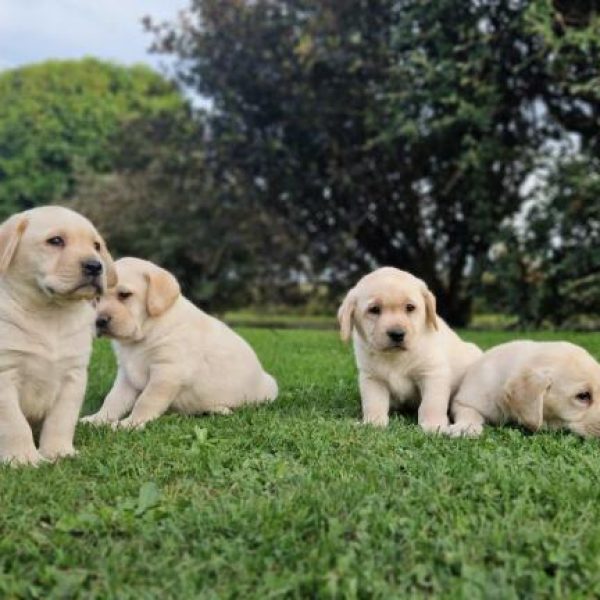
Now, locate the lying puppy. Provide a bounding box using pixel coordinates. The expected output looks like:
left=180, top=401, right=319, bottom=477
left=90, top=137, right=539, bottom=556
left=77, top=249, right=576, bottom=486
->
left=81, top=257, right=278, bottom=429
left=338, top=267, right=482, bottom=431
left=449, top=340, right=600, bottom=437
left=0, top=206, right=115, bottom=465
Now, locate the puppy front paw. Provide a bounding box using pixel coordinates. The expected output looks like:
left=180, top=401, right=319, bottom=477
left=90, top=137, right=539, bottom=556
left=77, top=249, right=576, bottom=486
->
left=445, top=422, right=483, bottom=438
left=210, top=406, right=233, bottom=416
left=419, top=419, right=450, bottom=435
left=80, top=413, right=115, bottom=427
left=362, top=414, right=389, bottom=428
left=113, top=417, right=146, bottom=431
left=2, top=447, right=47, bottom=467
left=40, top=445, right=79, bottom=462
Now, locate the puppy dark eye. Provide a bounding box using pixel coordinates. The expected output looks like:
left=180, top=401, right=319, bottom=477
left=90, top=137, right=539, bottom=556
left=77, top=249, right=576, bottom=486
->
left=47, top=236, right=64, bottom=247
left=118, top=291, right=132, bottom=301
left=576, top=391, right=592, bottom=404
left=406, top=304, right=416, bottom=313
left=368, top=305, right=381, bottom=315
left=94, top=241, right=101, bottom=251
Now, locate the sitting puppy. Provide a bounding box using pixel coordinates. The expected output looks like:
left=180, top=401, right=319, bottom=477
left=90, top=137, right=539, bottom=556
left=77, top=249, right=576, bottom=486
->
left=449, top=340, right=600, bottom=437
left=81, top=257, right=278, bottom=429
left=338, top=267, right=482, bottom=431
left=0, top=206, right=115, bottom=465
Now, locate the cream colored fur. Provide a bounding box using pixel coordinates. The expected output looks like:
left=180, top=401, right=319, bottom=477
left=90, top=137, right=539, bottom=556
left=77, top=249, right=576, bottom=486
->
left=449, top=340, right=600, bottom=437
left=0, top=206, right=115, bottom=466
left=82, top=257, right=278, bottom=429
left=338, top=267, right=482, bottom=431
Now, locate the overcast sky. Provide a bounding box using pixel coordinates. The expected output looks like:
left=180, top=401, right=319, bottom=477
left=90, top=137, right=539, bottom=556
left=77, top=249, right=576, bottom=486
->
left=0, top=0, right=188, bottom=73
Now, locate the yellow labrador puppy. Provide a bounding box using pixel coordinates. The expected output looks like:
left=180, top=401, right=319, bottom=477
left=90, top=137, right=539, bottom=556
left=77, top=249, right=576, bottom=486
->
left=449, top=341, right=600, bottom=437
left=81, top=257, right=278, bottom=429
left=338, top=267, right=482, bottom=431
left=0, top=206, right=115, bottom=466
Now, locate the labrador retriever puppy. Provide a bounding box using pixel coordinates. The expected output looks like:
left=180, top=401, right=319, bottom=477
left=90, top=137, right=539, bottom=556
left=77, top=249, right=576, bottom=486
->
left=338, top=267, right=482, bottom=431
left=448, top=340, right=600, bottom=437
left=81, top=257, right=278, bottom=429
left=0, top=206, right=115, bottom=466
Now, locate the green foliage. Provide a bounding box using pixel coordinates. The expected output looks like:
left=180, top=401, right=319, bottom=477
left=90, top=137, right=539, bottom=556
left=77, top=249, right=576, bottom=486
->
left=483, top=3, right=600, bottom=328
left=69, top=109, right=290, bottom=310
left=486, top=155, right=600, bottom=327
left=2, top=3, right=597, bottom=323
left=2, top=329, right=600, bottom=596
left=145, top=0, right=600, bottom=325
left=0, top=58, right=183, bottom=217
left=527, top=1, right=600, bottom=97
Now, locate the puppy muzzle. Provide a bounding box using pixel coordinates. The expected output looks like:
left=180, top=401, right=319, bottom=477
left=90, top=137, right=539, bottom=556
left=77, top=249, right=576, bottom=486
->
left=72, top=277, right=104, bottom=298
left=384, top=328, right=407, bottom=351
left=95, top=314, right=111, bottom=336
left=41, top=278, right=103, bottom=300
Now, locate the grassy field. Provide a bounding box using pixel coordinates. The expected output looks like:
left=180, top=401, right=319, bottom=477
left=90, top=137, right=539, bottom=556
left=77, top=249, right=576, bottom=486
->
left=2, top=329, right=600, bottom=598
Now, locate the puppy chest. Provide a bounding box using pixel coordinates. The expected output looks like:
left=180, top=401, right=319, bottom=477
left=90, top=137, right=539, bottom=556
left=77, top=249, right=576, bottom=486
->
left=122, top=358, right=151, bottom=391
left=388, top=375, right=420, bottom=406
left=20, top=379, right=61, bottom=420
left=18, top=357, right=66, bottom=419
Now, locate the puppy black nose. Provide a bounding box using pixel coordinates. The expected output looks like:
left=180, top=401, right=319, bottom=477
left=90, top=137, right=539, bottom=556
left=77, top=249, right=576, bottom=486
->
left=82, top=259, right=103, bottom=277
left=387, top=329, right=405, bottom=343
left=96, top=315, right=111, bottom=330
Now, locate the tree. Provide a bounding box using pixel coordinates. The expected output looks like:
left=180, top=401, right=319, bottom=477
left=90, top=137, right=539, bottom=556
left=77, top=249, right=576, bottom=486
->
left=146, top=0, right=600, bottom=325
left=482, top=1, right=600, bottom=327
left=69, top=109, right=295, bottom=310
left=486, top=155, right=600, bottom=328
left=0, top=58, right=184, bottom=217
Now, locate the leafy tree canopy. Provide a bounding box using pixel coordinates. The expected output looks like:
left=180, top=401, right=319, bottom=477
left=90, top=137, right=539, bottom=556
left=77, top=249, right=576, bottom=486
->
left=0, top=58, right=184, bottom=217
left=147, top=0, right=600, bottom=325
left=69, top=109, right=290, bottom=311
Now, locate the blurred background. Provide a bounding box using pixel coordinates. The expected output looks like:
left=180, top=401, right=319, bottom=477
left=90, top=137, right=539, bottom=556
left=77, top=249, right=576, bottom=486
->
left=0, top=0, right=598, bottom=329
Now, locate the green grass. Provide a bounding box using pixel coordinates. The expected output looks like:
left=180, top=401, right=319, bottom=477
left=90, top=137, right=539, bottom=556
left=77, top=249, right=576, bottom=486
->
left=2, top=329, right=600, bottom=598
left=222, top=310, right=337, bottom=329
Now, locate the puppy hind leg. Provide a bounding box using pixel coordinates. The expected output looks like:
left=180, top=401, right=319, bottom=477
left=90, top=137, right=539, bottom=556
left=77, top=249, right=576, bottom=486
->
left=259, top=373, right=278, bottom=403
left=227, top=373, right=278, bottom=410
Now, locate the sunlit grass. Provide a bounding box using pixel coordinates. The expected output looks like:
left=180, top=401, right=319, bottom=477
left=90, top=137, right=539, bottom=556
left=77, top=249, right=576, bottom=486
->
left=1, top=329, right=600, bottom=597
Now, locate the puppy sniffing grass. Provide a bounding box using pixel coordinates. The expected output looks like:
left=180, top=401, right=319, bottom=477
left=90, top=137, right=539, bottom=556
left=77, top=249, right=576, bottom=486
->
left=81, top=257, right=278, bottom=429
left=338, top=267, right=482, bottom=431
left=0, top=206, right=115, bottom=466
left=449, top=341, right=600, bottom=437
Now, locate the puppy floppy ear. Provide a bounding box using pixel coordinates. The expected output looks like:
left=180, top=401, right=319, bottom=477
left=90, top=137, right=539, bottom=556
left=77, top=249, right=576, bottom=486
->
left=422, top=287, right=438, bottom=331
left=337, top=288, right=356, bottom=342
left=0, top=214, right=28, bottom=274
left=145, top=266, right=181, bottom=317
left=98, top=238, right=117, bottom=288
left=504, top=368, right=552, bottom=431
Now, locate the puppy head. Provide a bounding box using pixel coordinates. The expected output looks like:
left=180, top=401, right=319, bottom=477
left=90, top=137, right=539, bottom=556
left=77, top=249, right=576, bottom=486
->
left=0, top=206, right=116, bottom=302
left=505, top=344, right=600, bottom=436
left=95, top=257, right=180, bottom=342
left=338, top=267, right=438, bottom=352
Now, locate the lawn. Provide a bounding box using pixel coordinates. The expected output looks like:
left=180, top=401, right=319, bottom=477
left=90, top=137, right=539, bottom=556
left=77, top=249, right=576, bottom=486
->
left=2, top=329, right=600, bottom=598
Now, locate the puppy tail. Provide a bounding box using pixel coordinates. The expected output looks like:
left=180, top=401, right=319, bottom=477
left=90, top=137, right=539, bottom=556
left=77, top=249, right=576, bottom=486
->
left=259, top=372, right=279, bottom=402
